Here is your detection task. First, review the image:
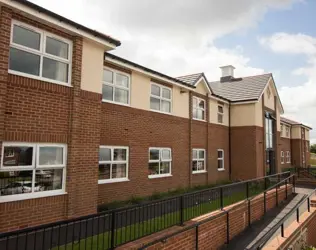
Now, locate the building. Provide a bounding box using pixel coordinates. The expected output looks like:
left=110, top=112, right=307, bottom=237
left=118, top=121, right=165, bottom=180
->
left=0, top=0, right=312, bottom=232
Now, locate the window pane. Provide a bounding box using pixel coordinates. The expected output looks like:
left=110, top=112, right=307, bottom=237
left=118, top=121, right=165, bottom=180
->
left=218, top=114, right=223, bottom=124
left=161, top=149, right=171, bottom=160
left=161, top=100, right=171, bottom=113
left=198, top=100, right=205, bottom=109
left=269, top=134, right=273, bottom=148
left=193, top=150, right=198, bottom=159
left=199, top=150, right=204, bottom=159
left=218, top=150, right=223, bottom=159
left=42, top=57, right=68, bottom=83
left=160, top=162, right=170, bottom=174
left=218, top=106, right=223, bottom=113
left=265, top=134, right=269, bottom=149
left=45, top=37, right=69, bottom=59
left=149, top=149, right=159, bottom=160
left=99, top=148, right=111, bottom=161
left=192, top=161, right=198, bottom=171
left=103, top=70, right=113, bottom=83
left=3, top=146, right=33, bottom=167
left=0, top=171, right=33, bottom=196
left=35, top=169, right=63, bottom=192
left=150, top=97, right=160, bottom=111
left=39, top=147, right=63, bottom=166
left=151, top=84, right=160, bottom=96
left=99, top=164, right=110, bottom=180
left=116, top=73, right=129, bottom=88
left=218, top=160, right=223, bottom=169
left=112, top=164, right=127, bottom=178
left=162, top=88, right=171, bottom=99
left=9, top=48, right=40, bottom=76
left=148, top=162, right=159, bottom=175
left=13, top=25, right=40, bottom=50
left=192, top=98, right=198, bottom=108
left=114, top=88, right=129, bottom=104
left=197, top=110, right=204, bottom=120
left=113, top=148, right=127, bottom=161
left=102, top=84, right=113, bottom=101
left=193, top=109, right=198, bottom=119
left=197, top=161, right=204, bottom=171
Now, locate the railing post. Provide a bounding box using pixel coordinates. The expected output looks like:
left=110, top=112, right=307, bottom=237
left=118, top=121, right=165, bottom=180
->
left=248, top=199, right=251, bottom=227
left=293, top=175, right=296, bottom=193
left=220, top=187, right=224, bottom=210
left=276, top=185, right=278, bottom=207
left=196, top=225, right=199, bottom=250
left=226, top=212, right=230, bottom=244
left=281, top=223, right=284, bottom=237
left=308, top=198, right=311, bottom=212
left=111, top=211, right=116, bottom=250
left=246, top=182, right=249, bottom=199
left=180, top=196, right=184, bottom=225
left=264, top=192, right=266, bottom=214
left=296, top=208, right=299, bottom=223
left=264, top=177, right=267, bottom=190
left=285, top=179, right=288, bottom=199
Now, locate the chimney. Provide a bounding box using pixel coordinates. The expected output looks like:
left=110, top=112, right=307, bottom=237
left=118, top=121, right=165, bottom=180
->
left=220, top=65, right=235, bottom=82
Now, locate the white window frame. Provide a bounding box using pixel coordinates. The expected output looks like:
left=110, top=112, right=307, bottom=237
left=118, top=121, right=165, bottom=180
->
left=150, top=82, right=172, bottom=114
left=217, top=149, right=225, bottom=171
left=98, top=146, right=129, bottom=184
left=9, top=20, right=73, bottom=86
left=281, top=124, right=284, bottom=136
left=192, top=149, right=206, bottom=174
left=148, top=147, right=172, bottom=178
left=192, top=96, right=206, bottom=121
left=102, top=67, right=131, bottom=106
left=281, top=151, right=284, bottom=164
left=0, top=142, right=67, bottom=203
left=286, top=151, right=291, bottom=163
left=217, top=104, right=224, bottom=124
left=285, top=127, right=290, bottom=138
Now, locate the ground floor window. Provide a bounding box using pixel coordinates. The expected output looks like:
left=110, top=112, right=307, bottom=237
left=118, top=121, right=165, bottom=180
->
left=286, top=151, right=291, bottom=163
left=281, top=151, right=284, bottom=164
left=217, top=149, right=224, bottom=170
left=148, top=148, right=171, bottom=178
left=98, top=146, right=129, bottom=184
left=192, top=149, right=206, bottom=173
left=0, top=142, right=66, bottom=198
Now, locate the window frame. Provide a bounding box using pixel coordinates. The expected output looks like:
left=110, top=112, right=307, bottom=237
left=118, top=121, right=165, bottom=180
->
left=192, top=96, right=206, bottom=121
left=148, top=147, right=172, bottom=178
left=192, top=149, right=206, bottom=174
left=9, top=20, right=73, bottom=86
left=281, top=151, right=284, bottom=164
left=102, top=67, right=131, bottom=106
left=150, top=82, right=172, bottom=114
left=286, top=151, right=291, bottom=163
left=98, top=146, right=129, bottom=184
left=217, top=149, right=225, bottom=171
left=217, top=104, right=224, bottom=124
left=285, top=126, right=290, bottom=138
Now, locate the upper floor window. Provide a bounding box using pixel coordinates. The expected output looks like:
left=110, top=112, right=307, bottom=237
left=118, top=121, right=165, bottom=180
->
left=148, top=148, right=172, bottom=178
left=192, top=97, right=205, bottom=121
left=150, top=83, right=172, bottom=113
left=102, top=68, right=130, bottom=105
left=9, top=21, right=72, bottom=85
left=281, top=125, right=284, bottom=136
left=192, top=149, right=206, bottom=173
left=218, top=105, right=224, bottom=124
left=265, top=113, right=274, bottom=149
left=285, top=127, right=290, bottom=137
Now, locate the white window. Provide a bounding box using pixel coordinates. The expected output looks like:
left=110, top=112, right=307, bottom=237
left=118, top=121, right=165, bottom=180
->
left=98, top=146, right=129, bottom=184
left=148, top=148, right=172, bottom=178
left=0, top=143, right=66, bottom=200
left=281, top=125, right=284, bottom=136
left=193, top=97, right=205, bottom=121
left=150, top=83, right=172, bottom=113
left=281, top=151, right=284, bottom=164
left=192, top=149, right=206, bottom=173
left=286, top=151, right=291, bottom=163
left=217, top=149, right=224, bottom=171
left=285, top=127, right=290, bottom=137
left=102, top=68, right=130, bottom=105
left=218, top=105, right=224, bottom=124
left=9, top=21, right=72, bottom=86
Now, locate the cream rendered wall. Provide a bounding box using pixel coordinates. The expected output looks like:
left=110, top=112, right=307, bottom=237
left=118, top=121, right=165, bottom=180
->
left=230, top=103, right=256, bottom=127
left=276, top=103, right=281, bottom=132
left=255, top=98, right=263, bottom=127
left=194, top=79, right=209, bottom=96
left=173, top=86, right=189, bottom=119
left=81, top=38, right=104, bottom=94
left=209, top=98, right=228, bottom=126
left=305, top=129, right=310, bottom=140
left=291, top=127, right=301, bottom=139
left=264, top=80, right=275, bottom=111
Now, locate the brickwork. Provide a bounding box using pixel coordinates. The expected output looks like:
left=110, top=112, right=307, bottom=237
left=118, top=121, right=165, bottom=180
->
left=307, top=209, right=316, bottom=246
left=280, top=137, right=292, bottom=170
left=292, top=139, right=302, bottom=167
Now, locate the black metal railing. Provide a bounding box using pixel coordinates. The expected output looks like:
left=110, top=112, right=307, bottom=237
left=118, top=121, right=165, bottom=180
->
left=284, top=167, right=316, bottom=179
left=139, top=174, right=295, bottom=250
left=0, top=172, right=291, bottom=250
left=251, top=188, right=316, bottom=249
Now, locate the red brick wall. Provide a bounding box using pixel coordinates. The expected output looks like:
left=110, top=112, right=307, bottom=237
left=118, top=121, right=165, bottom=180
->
left=307, top=210, right=316, bottom=246
left=280, top=137, right=292, bottom=169
left=292, top=139, right=302, bottom=167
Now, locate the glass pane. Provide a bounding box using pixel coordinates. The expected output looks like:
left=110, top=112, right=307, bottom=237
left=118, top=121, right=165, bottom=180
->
left=103, top=70, right=113, bottom=83
left=35, top=169, right=63, bottom=192
left=161, top=149, right=171, bottom=160
left=13, top=25, right=40, bottom=50
left=113, top=148, right=127, bottom=161
left=192, top=97, right=198, bottom=108
left=45, top=37, right=69, bottom=59
left=197, top=110, right=204, bottom=120
left=197, top=161, right=204, bottom=171
left=42, top=57, right=68, bottom=83
left=199, top=150, right=204, bottom=159
left=265, top=134, right=269, bottom=149
left=99, top=148, right=111, bottom=161
left=99, top=164, right=110, bottom=180
left=218, top=106, right=223, bottom=113
left=148, top=162, right=159, bottom=175
left=114, top=88, right=129, bottom=104
left=218, top=114, right=223, bottom=124
left=39, top=147, right=63, bottom=165
left=218, top=150, right=223, bottom=158
left=192, top=161, right=198, bottom=171
left=193, top=109, right=198, bottom=119
left=150, top=97, right=160, bottom=111
left=218, top=160, right=223, bottom=169
left=193, top=150, right=198, bottom=159
left=269, top=134, right=273, bottom=148
left=112, top=164, right=127, bottom=178
left=9, top=48, right=40, bottom=76
left=116, top=73, right=129, bottom=88
left=198, top=100, right=205, bottom=109
left=3, top=146, right=33, bottom=167
left=149, top=149, right=159, bottom=160
left=162, top=88, right=171, bottom=99
left=102, top=84, right=113, bottom=101
left=160, top=162, right=170, bottom=174
left=151, top=84, right=160, bottom=96
left=0, top=171, right=33, bottom=196
left=161, top=100, right=171, bottom=113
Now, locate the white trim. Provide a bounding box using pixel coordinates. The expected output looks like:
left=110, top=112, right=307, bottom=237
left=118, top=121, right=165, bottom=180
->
left=194, top=77, right=212, bottom=94
left=230, top=101, right=258, bottom=105
left=192, top=148, right=206, bottom=173
left=218, top=169, right=225, bottom=172
left=209, top=95, right=229, bottom=104
left=286, top=151, right=291, bottom=163
left=98, top=178, right=129, bottom=184
left=281, top=151, right=284, bottom=164
left=217, top=104, right=224, bottom=124
left=193, top=170, right=207, bottom=174
left=0, top=190, right=66, bottom=203
left=192, top=96, right=206, bottom=121
left=148, top=147, right=172, bottom=177
left=148, top=174, right=172, bottom=179
left=150, top=82, right=172, bottom=114
left=217, top=149, right=225, bottom=170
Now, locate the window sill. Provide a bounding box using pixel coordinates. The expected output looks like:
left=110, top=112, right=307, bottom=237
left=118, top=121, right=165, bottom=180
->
left=218, top=168, right=225, bottom=172
left=102, top=100, right=131, bottom=107
left=148, top=174, right=172, bottom=179
left=0, top=190, right=67, bottom=203
left=150, top=109, right=172, bottom=116
left=192, top=171, right=207, bottom=175
left=98, top=178, right=130, bottom=184
left=8, top=70, right=72, bottom=87
left=192, top=118, right=206, bottom=122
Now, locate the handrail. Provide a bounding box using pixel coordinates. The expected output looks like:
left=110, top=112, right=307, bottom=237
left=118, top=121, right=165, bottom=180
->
left=250, top=188, right=316, bottom=250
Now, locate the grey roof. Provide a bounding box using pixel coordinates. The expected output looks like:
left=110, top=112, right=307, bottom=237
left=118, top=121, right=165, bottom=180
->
left=176, top=73, right=204, bottom=86
left=281, top=117, right=312, bottom=129
left=209, top=73, right=272, bottom=102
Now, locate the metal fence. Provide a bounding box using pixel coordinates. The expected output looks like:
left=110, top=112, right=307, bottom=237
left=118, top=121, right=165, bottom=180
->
left=0, top=172, right=291, bottom=250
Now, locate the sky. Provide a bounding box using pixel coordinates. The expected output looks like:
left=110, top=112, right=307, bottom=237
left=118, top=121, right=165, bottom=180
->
left=30, top=0, right=316, bottom=142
